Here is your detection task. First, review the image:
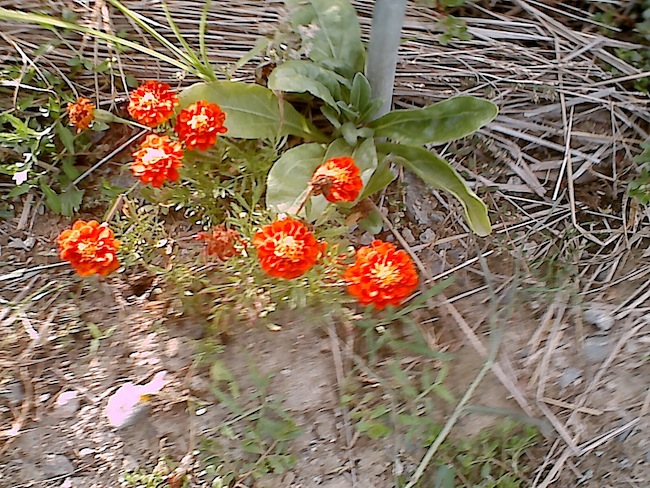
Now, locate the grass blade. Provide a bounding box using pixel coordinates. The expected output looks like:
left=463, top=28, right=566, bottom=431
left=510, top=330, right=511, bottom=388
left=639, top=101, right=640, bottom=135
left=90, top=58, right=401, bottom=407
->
left=106, top=0, right=198, bottom=69
left=0, top=7, right=200, bottom=78
left=198, top=0, right=216, bottom=79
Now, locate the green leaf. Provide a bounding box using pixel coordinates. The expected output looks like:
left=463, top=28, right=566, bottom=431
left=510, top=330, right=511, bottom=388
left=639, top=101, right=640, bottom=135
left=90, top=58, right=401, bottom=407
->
left=55, top=121, right=75, bottom=155
left=360, top=156, right=396, bottom=199
left=342, top=122, right=364, bottom=147
left=350, top=72, right=372, bottom=114
left=268, top=60, right=347, bottom=112
left=377, top=143, right=491, bottom=236
left=178, top=81, right=327, bottom=142
left=40, top=181, right=61, bottom=214
left=266, top=143, right=327, bottom=217
left=369, top=96, right=498, bottom=145
left=320, top=105, right=341, bottom=128
left=40, top=179, right=84, bottom=217
left=358, top=209, right=383, bottom=234
left=266, top=138, right=377, bottom=220
left=433, top=465, right=456, bottom=488
left=61, top=157, right=81, bottom=180
left=285, top=0, right=364, bottom=78
left=349, top=73, right=380, bottom=123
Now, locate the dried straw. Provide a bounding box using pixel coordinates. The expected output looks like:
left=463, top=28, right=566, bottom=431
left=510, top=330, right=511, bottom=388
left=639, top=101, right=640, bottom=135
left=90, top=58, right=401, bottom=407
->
left=2, top=1, right=649, bottom=485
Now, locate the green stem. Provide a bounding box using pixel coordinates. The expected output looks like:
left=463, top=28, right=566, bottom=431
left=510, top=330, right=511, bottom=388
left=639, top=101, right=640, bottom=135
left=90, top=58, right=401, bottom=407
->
left=404, top=333, right=500, bottom=488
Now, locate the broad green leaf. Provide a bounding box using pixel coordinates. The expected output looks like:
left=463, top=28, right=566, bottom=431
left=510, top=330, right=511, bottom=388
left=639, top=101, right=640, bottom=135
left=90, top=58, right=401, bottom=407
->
left=268, top=60, right=348, bottom=112
left=266, top=143, right=327, bottom=217
left=178, top=81, right=327, bottom=142
left=369, top=96, right=498, bottom=145
left=266, top=138, right=378, bottom=221
left=285, top=0, right=364, bottom=78
left=349, top=73, right=380, bottom=123
left=321, top=105, right=341, bottom=128
left=377, top=143, right=491, bottom=236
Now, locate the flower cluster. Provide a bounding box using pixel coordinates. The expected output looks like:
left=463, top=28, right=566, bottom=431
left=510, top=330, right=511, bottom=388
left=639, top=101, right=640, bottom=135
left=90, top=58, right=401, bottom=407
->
left=310, top=156, right=363, bottom=203
left=131, top=134, right=183, bottom=188
left=250, top=215, right=418, bottom=308
left=126, top=81, right=227, bottom=187
left=60, top=82, right=419, bottom=309
left=127, top=80, right=178, bottom=127
left=57, top=220, right=121, bottom=277
left=344, top=240, right=419, bottom=309
left=196, top=225, right=245, bottom=261
left=68, top=80, right=228, bottom=188
left=67, top=97, right=95, bottom=132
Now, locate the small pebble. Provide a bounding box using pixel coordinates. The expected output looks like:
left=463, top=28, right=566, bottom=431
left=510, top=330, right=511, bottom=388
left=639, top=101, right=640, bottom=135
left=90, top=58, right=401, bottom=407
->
left=419, top=228, right=435, bottom=244
left=559, top=367, right=582, bottom=388
left=583, top=305, right=615, bottom=331
left=53, top=391, right=80, bottom=418
left=583, top=336, right=612, bottom=363
left=78, top=448, right=95, bottom=458
left=401, top=228, right=416, bottom=244
left=0, top=381, right=24, bottom=406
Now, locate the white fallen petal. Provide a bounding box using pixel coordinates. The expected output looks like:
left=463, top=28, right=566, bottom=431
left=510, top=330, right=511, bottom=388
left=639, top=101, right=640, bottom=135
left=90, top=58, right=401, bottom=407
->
left=12, top=170, right=29, bottom=185
left=105, top=371, right=168, bottom=428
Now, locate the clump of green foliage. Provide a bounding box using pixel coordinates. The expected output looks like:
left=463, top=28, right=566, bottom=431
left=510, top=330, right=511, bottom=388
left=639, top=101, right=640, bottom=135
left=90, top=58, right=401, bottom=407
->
left=630, top=141, right=650, bottom=204
left=594, top=0, right=650, bottom=92
left=0, top=64, right=91, bottom=217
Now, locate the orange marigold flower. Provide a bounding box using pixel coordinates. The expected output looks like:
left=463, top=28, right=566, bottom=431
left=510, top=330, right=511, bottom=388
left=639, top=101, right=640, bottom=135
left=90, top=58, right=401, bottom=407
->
left=343, top=240, right=418, bottom=309
left=131, top=134, right=184, bottom=188
left=57, top=220, right=121, bottom=277
left=67, top=97, right=95, bottom=132
left=310, top=156, right=363, bottom=203
left=127, top=80, right=179, bottom=127
left=196, top=225, right=244, bottom=261
left=253, top=217, right=325, bottom=279
left=174, top=100, right=227, bottom=151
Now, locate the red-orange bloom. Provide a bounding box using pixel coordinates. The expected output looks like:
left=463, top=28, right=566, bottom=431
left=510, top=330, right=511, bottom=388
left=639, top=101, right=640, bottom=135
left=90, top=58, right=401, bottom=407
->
left=57, top=220, right=120, bottom=277
left=196, top=225, right=244, bottom=261
left=343, top=240, right=418, bottom=309
left=131, top=134, right=184, bottom=188
left=310, top=156, right=363, bottom=203
left=253, top=217, right=325, bottom=279
left=67, top=97, right=95, bottom=132
left=174, top=100, right=227, bottom=151
left=127, top=80, right=179, bottom=127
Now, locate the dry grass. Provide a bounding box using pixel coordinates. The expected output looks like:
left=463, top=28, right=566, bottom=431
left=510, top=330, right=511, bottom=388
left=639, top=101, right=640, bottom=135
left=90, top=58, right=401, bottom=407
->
left=1, top=1, right=649, bottom=486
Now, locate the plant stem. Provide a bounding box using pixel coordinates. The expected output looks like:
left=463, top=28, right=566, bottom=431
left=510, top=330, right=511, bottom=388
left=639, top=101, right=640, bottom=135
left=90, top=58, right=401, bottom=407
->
left=366, top=0, right=407, bottom=119
left=404, top=344, right=498, bottom=488
left=291, top=185, right=315, bottom=217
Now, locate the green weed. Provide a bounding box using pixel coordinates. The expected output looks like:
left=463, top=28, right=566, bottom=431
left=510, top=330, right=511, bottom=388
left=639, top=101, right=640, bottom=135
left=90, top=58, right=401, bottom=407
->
left=199, top=361, right=301, bottom=485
